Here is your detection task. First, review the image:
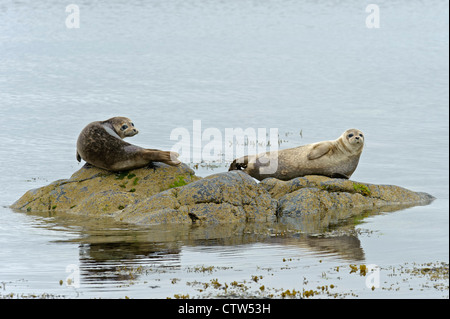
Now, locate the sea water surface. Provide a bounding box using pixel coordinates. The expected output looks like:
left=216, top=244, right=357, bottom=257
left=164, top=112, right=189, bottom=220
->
left=0, top=0, right=448, bottom=298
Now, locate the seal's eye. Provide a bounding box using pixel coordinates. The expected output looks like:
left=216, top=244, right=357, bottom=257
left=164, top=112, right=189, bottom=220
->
left=131, top=123, right=134, bottom=127
left=348, top=133, right=354, bottom=138
left=359, top=134, right=363, bottom=138
left=121, top=124, right=128, bottom=131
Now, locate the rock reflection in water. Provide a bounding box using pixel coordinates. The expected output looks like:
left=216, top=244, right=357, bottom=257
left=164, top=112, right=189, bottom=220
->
left=35, top=211, right=367, bottom=284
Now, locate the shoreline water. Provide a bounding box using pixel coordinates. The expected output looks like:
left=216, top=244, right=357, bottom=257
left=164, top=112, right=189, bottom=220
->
left=1, top=0, right=448, bottom=299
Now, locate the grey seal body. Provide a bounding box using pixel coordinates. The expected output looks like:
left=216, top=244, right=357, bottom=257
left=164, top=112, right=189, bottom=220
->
left=76, top=117, right=180, bottom=171
left=229, top=129, right=364, bottom=181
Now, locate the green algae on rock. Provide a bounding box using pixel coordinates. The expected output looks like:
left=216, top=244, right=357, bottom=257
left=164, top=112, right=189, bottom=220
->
left=114, top=170, right=277, bottom=225
left=11, top=164, right=434, bottom=229
left=11, top=163, right=200, bottom=217
left=259, top=176, right=435, bottom=231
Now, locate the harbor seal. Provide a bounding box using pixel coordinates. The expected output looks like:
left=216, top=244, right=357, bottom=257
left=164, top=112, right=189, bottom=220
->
left=76, top=117, right=181, bottom=171
left=229, top=129, right=364, bottom=181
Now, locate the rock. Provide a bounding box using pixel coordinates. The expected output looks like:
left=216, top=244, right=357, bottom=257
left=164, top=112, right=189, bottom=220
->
left=11, top=163, right=201, bottom=216
left=259, top=175, right=435, bottom=231
left=11, top=165, right=434, bottom=231
left=114, top=171, right=278, bottom=225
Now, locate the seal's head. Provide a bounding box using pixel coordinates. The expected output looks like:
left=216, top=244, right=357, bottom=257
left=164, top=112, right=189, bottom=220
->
left=107, top=117, right=139, bottom=139
left=342, top=129, right=364, bottom=149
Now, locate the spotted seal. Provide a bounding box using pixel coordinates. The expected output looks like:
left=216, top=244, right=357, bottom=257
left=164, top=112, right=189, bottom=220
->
left=229, top=129, right=364, bottom=181
left=76, top=117, right=180, bottom=171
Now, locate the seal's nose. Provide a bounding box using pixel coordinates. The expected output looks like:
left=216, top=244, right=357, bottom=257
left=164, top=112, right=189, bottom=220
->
left=355, top=136, right=360, bottom=140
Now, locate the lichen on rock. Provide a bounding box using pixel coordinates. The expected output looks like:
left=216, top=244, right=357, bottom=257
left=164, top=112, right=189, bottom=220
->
left=11, top=164, right=435, bottom=230
left=11, top=163, right=200, bottom=217
left=259, top=175, right=435, bottom=231
left=114, top=170, right=277, bottom=225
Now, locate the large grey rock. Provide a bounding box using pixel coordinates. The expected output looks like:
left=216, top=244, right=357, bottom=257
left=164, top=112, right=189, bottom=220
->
left=114, top=170, right=278, bottom=225
left=11, top=165, right=434, bottom=231
left=11, top=163, right=201, bottom=217
left=259, top=175, right=435, bottom=231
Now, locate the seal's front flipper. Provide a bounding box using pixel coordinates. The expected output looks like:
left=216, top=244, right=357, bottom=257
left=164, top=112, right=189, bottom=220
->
left=307, top=143, right=331, bottom=160
left=76, top=151, right=81, bottom=162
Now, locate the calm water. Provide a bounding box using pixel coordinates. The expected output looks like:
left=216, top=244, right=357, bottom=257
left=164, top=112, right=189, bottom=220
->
left=0, top=0, right=448, bottom=298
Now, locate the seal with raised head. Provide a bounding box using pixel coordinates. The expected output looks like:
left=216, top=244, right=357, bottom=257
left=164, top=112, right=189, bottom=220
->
left=76, top=117, right=181, bottom=171
left=229, top=129, right=364, bottom=181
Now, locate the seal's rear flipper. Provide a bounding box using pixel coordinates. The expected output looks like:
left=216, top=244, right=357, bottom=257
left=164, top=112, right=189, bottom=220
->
left=144, top=150, right=181, bottom=166
left=229, top=157, right=248, bottom=171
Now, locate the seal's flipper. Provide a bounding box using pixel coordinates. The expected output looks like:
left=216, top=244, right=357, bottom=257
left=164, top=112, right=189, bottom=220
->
left=229, top=160, right=239, bottom=171
left=144, top=150, right=180, bottom=166
left=229, top=156, right=248, bottom=171
left=76, top=151, right=81, bottom=162
left=164, top=160, right=182, bottom=166
left=307, top=143, right=331, bottom=160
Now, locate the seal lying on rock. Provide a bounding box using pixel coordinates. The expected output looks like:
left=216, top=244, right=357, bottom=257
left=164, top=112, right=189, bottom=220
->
left=229, top=129, right=364, bottom=181
left=76, top=117, right=181, bottom=171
